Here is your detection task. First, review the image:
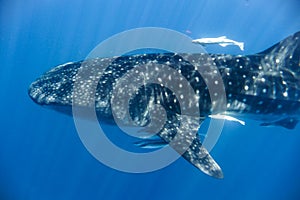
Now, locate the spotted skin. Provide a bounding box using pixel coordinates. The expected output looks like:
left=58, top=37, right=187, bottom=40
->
left=29, top=31, right=300, bottom=178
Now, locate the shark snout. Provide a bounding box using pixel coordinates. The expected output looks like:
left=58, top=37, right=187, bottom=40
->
left=28, top=81, right=47, bottom=105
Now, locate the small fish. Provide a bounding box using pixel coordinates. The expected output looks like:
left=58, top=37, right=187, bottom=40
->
left=192, top=36, right=244, bottom=51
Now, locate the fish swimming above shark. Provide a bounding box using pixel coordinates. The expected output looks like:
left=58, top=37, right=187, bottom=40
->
left=28, top=31, right=300, bottom=178
left=192, top=36, right=245, bottom=51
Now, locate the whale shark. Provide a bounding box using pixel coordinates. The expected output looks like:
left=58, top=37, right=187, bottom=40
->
left=28, top=31, right=300, bottom=178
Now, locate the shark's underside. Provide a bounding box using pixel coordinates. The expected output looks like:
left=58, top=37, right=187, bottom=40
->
left=29, top=31, right=300, bottom=178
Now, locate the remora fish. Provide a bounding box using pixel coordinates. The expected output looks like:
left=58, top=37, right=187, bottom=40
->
left=28, top=31, right=300, bottom=178
left=192, top=36, right=244, bottom=51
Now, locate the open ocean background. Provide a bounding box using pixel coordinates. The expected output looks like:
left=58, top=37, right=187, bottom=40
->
left=1, top=0, right=300, bottom=199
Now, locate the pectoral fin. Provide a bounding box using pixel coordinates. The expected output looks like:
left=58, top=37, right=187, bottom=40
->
left=157, top=115, right=223, bottom=178
left=181, top=137, right=223, bottom=178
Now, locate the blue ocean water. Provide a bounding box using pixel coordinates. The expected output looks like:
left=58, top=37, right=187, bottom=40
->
left=1, top=0, right=300, bottom=199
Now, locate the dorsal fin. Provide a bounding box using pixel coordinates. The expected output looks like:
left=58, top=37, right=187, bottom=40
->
left=257, top=31, right=300, bottom=56
left=257, top=31, right=300, bottom=54
left=257, top=41, right=279, bottom=55
left=256, top=31, right=300, bottom=75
